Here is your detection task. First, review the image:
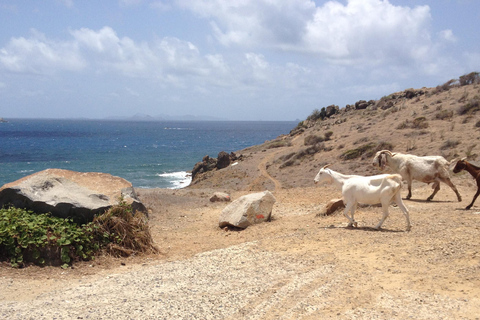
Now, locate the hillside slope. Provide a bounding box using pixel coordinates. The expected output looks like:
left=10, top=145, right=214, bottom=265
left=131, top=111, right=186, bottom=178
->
left=189, top=76, right=480, bottom=191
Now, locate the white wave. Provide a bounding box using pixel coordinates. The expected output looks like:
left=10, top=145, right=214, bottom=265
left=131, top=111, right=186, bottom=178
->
left=157, top=171, right=192, bottom=189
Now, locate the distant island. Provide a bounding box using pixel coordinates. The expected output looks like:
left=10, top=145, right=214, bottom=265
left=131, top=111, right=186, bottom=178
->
left=104, top=113, right=228, bottom=122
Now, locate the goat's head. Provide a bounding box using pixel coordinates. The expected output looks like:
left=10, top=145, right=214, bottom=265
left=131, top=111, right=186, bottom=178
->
left=372, top=150, right=394, bottom=170
left=453, top=157, right=467, bottom=173
left=314, top=164, right=332, bottom=184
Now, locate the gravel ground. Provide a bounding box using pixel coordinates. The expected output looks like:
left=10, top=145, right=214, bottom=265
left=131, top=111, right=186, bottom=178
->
left=2, top=182, right=480, bottom=319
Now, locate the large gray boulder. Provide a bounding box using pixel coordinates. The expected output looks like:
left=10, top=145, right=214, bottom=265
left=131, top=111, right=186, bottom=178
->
left=219, top=191, right=276, bottom=229
left=0, top=169, right=146, bottom=223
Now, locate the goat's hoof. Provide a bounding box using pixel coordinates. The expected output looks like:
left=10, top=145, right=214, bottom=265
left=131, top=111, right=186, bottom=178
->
left=406, top=226, right=411, bottom=232
left=426, top=197, right=433, bottom=202
left=466, top=206, right=472, bottom=210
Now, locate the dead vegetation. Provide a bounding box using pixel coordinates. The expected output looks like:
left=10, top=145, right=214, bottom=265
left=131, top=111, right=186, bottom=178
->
left=93, top=203, right=158, bottom=257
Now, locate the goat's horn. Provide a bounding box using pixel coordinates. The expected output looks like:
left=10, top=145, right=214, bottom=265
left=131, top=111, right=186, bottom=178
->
left=322, top=164, right=330, bottom=169
left=460, top=157, right=467, bottom=161
left=382, top=150, right=394, bottom=156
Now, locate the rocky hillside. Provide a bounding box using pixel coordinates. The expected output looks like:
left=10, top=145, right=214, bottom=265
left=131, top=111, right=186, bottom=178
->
left=189, top=72, right=480, bottom=191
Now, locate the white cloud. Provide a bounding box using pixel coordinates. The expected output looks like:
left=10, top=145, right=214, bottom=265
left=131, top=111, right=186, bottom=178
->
left=119, top=0, right=143, bottom=7
left=57, top=0, right=74, bottom=8
left=0, top=26, right=230, bottom=86
left=126, top=87, right=140, bottom=96
left=0, top=29, right=86, bottom=74
left=179, top=0, right=434, bottom=66
left=150, top=1, right=172, bottom=11
left=439, top=29, right=456, bottom=42
left=178, top=0, right=315, bottom=48
left=242, top=53, right=270, bottom=84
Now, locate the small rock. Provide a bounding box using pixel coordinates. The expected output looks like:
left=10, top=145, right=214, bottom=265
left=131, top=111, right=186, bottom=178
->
left=210, top=192, right=231, bottom=202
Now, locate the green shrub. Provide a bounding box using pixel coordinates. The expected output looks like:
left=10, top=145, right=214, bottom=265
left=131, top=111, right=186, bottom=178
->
left=340, top=142, right=376, bottom=160
left=264, top=139, right=292, bottom=149
left=279, top=143, right=325, bottom=168
left=0, top=202, right=156, bottom=268
left=434, top=79, right=457, bottom=93
left=458, top=96, right=480, bottom=115
left=306, top=108, right=324, bottom=122
left=441, top=139, right=460, bottom=150
left=304, top=134, right=324, bottom=146
left=435, top=110, right=453, bottom=120
left=340, top=141, right=394, bottom=160
left=396, top=120, right=410, bottom=129
left=459, top=72, right=480, bottom=86
left=397, top=117, right=429, bottom=129
left=0, top=207, right=101, bottom=268
left=324, top=131, right=334, bottom=141
left=412, top=117, right=429, bottom=129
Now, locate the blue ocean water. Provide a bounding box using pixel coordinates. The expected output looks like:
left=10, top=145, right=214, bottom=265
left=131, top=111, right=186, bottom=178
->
left=0, top=119, right=296, bottom=189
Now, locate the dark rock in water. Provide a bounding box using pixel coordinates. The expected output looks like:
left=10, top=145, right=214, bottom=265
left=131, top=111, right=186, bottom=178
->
left=0, top=169, right=146, bottom=224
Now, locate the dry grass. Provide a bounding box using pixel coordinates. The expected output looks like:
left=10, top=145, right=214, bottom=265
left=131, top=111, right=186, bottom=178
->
left=93, top=204, right=158, bottom=257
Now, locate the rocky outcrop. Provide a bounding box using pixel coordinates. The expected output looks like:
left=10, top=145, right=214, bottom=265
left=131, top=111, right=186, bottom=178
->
left=219, top=191, right=275, bottom=229
left=0, top=169, right=146, bottom=223
left=325, top=105, right=339, bottom=118
left=191, top=151, right=238, bottom=181
left=216, top=151, right=231, bottom=170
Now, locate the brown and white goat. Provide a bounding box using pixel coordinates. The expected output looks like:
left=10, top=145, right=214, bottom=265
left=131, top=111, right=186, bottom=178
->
left=372, top=150, right=462, bottom=202
left=453, top=158, right=480, bottom=210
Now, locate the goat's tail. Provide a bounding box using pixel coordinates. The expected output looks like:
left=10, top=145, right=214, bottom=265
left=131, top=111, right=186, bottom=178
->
left=387, top=174, right=404, bottom=190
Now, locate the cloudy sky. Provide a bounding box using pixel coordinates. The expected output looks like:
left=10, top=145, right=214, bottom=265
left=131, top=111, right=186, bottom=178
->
left=0, top=0, right=479, bottom=121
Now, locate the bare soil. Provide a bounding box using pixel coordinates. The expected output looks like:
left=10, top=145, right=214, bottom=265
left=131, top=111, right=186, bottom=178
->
left=1, top=82, right=480, bottom=319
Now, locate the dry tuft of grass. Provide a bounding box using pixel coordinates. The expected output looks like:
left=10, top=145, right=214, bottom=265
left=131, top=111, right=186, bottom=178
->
left=93, top=203, right=158, bottom=257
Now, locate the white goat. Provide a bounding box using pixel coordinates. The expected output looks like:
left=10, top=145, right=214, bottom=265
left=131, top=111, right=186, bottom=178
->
left=314, top=165, right=411, bottom=231
left=372, top=150, right=461, bottom=202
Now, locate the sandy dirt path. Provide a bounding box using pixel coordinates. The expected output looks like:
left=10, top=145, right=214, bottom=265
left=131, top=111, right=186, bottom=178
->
left=1, top=181, right=480, bottom=319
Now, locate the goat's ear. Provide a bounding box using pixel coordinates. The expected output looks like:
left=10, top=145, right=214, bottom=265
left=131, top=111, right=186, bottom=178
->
left=449, top=159, right=459, bottom=170
left=380, top=154, right=386, bottom=168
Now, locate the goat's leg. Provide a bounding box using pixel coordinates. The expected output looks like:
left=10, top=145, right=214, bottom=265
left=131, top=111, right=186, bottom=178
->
left=350, top=202, right=358, bottom=227
left=375, top=202, right=390, bottom=230
left=466, top=188, right=480, bottom=210
left=406, top=179, right=413, bottom=200
left=394, top=192, right=411, bottom=231
left=427, top=181, right=440, bottom=201
left=439, top=177, right=462, bottom=202
left=343, top=202, right=357, bottom=228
